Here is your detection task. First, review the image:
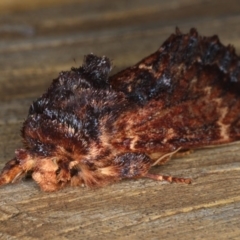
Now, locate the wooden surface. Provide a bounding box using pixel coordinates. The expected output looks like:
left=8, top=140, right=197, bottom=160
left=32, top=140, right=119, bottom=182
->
left=1, top=0, right=240, bottom=239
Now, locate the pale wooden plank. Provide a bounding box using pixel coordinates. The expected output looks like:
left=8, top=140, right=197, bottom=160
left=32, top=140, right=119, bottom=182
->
left=0, top=0, right=80, bottom=14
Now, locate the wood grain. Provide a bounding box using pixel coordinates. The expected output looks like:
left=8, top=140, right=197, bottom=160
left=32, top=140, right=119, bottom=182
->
left=0, top=0, right=240, bottom=239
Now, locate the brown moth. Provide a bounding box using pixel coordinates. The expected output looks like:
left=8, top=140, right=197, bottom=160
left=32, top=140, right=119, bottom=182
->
left=0, top=28, right=240, bottom=191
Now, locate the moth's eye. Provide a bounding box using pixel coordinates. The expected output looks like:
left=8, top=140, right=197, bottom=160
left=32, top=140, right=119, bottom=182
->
left=70, top=168, right=80, bottom=177
left=55, top=168, right=61, bottom=175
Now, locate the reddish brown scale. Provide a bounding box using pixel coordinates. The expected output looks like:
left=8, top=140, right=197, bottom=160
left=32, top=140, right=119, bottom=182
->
left=0, top=28, right=240, bottom=191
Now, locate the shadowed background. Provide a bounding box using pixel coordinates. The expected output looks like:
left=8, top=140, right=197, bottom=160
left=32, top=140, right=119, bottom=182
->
left=0, top=0, right=240, bottom=239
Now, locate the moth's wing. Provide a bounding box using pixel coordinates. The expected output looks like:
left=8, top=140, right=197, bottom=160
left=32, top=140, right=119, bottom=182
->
left=109, top=28, right=240, bottom=153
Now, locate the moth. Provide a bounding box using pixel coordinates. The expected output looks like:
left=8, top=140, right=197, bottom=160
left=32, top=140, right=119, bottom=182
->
left=0, top=28, right=240, bottom=191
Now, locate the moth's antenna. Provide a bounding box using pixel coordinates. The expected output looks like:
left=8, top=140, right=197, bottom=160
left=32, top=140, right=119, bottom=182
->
left=152, top=147, right=181, bottom=166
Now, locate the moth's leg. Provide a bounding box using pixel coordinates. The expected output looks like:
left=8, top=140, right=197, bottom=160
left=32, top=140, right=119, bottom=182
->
left=150, top=149, right=193, bottom=184
left=0, top=149, right=35, bottom=186
left=0, top=158, right=23, bottom=185
left=111, top=153, right=191, bottom=184
left=145, top=173, right=191, bottom=184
